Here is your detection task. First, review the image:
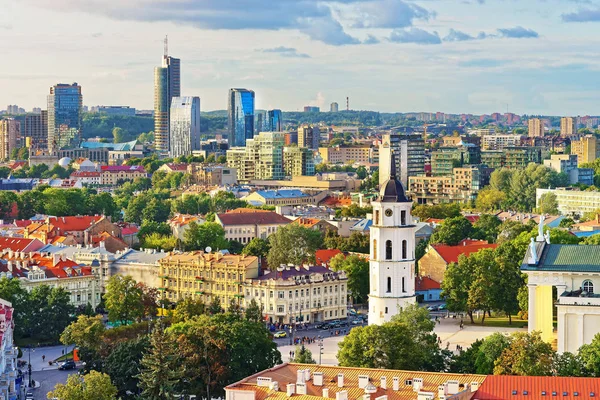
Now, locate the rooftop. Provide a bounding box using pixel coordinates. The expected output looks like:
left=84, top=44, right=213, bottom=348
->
left=431, top=239, right=498, bottom=264
left=522, top=243, right=600, bottom=272
left=159, top=251, right=258, bottom=267
left=254, top=190, right=310, bottom=199
left=474, top=375, right=600, bottom=400
left=315, top=249, right=343, bottom=266
left=217, top=210, right=291, bottom=226
left=101, top=165, right=146, bottom=173
left=416, top=276, right=441, bottom=291
left=81, top=140, right=139, bottom=151
left=254, top=265, right=342, bottom=281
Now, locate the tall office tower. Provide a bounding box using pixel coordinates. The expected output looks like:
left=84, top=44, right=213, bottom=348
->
left=23, top=111, right=48, bottom=149
left=330, top=102, right=339, bottom=113
left=0, top=118, right=20, bottom=160
left=528, top=118, right=544, bottom=138
left=154, top=37, right=181, bottom=154
left=227, top=88, right=255, bottom=147
left=571, top=135, right=599, bottom=165
left=32, top=108, right=42, bottom=114
left=255, top=111, right=267, bottom=134
left=169, top=96, right=201, bottom=158
left=226, top=132, right=284, bottom=181
left=268, top=109, right=282, bottom=132
left=298, top=124, right=319, bottom=150
left=560, top=117, right=576, bottom=137
left=379, top=133, right=425, bottom=189
left=47, top=83, right=82, bottom=152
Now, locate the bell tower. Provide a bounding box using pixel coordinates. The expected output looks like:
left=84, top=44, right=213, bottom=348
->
left=368, top=153, right=416, bottom=325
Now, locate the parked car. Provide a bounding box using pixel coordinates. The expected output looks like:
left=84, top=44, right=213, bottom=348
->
left=351, top=319, right=363, bottom=325
left=427, top=305, right=438, bottom=312
left=274, top=331, right=287, bottom=338
left=315, top=323, right=327, bottom=329
left=58, top=360, right=76, bottom=370
left=438, top=304, right=447, bottom=310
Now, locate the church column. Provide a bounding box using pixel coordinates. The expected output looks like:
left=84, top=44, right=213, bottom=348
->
left=578, top=314, right=585, bottom=350
left=528, top=284, right=537, bottom=333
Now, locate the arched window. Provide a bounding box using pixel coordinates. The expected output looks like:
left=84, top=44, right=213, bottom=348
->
left=583, top=280, right=594, bottom=294
left=373, top=239, right=377, bottom=259
left=402, top=240, right=407, bottom=259
left=375, top=210, right=380, bottom=225
left=401, top=210, right=406, bottom=226
left=387, top=277, right=392, bottom=293
left=402, top=277, right=406, bottom=292
left=385, top=240, right=392, bottom=260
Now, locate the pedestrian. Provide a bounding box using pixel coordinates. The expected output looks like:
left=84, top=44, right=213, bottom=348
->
left=42, top=355, right=45, bottom=362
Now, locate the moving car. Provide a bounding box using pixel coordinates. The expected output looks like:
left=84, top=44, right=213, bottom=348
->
left=273, top=331, right=287, bottom=338
left=58, top=360, right=76, bottom=370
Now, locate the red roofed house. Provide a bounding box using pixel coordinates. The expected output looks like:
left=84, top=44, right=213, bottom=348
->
left=24, top=215, right=122, bottom=247
left=474, top=375, right=600, bottom=400
left=100, top=165, right=146, bottom=185
left=315, top=249, right=343, bottom=267
left=70, top=170, right=102, bottom=186
left=293, top=217, right=338, bottom=234
left=0, top=237, right=44, bottom=253
left=415, top=275, right=442, bottom=302
left=158, top=163, right=189, bottom=173
left=169, top=214, right=205, bottom=240
left=419, top=239, right=498, bottom=284
left=216, top=210, right=291, bottom=244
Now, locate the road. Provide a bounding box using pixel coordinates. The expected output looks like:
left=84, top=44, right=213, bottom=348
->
left=23, top=368, right=79, bottom=400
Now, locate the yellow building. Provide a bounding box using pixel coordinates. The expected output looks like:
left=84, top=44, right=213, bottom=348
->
left=0, top=118, right=20, bottom=161
left=571, top=135, right=598, bottom=165
left=318, top=146, right=373, bottom=164
left=158, top=251, right=259, bottom=307
left=100, top=165, right=147, bottom=185
left=528, top=118, right=544, bottom=138
left=408, top=166, right=481, bottom=205
left=560, top=117, right=576, bottom=137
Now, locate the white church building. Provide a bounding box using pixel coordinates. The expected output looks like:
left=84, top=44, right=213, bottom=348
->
left=369, top=155, right=417, bottom=325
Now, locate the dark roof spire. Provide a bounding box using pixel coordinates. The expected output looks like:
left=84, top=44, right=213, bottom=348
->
left=390, top=150, right=397, bottom=180
left=379, top=150, right=410, bottom=203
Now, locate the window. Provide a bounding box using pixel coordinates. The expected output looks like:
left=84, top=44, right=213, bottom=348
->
left=385, top=307, right=388, bottom=314
left=583, top=280, right=594, bottom=294
left=402, top=240, right=407, bottom=259
left=385, top=240, right=392, bottom=260
left=401, top=210, right=406, bottom=226
left=373, top=239, right=377, bottom=259
left=402, top=277, right=406, bottom=293
left=375, top=210, right=380, bottom=225
left=289, top=291, right=293, bottom=298
left=387, top=277, right=392, bottom=293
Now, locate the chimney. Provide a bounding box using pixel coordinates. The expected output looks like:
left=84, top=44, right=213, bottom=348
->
left=286, top=384, right=295, bottom=397
left=270, top=382, right=279, bottom=391
left=304, top=369, right=311, bottom=382
left=471, top=382, right=480, bottom=392
left=358, top=376, right=369, bottom=389
left=380, top=377, right=387, bottom=390
left=296, top=383, right=307, bottom=395
left=7, top=261, right=12, bottom=272
left=337, top=374, right=344, bottom=388
left=392, top=378, right=399, bottom=391
left=296, top=370, right=306, bottom=385
left=446, top=381, right=460, bottom=395
left=413, top=378, right=424, bottom=392
left=336, top=391, right=348, bottom=400
left=322, top=389, right=329, bottom=398
left=313, top=372, right=323, bottom=386
left=438, top=384, right=447, bottom=398
left=375, top=397, right=388, bottom=400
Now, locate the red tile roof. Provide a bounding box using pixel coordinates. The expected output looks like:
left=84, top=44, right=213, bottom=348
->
left=315, top=249, right=343, bottom=266
left=474, top=375, right=600, bottom=400
left=71, top=171, right=101, bottom=177
left=217, top=211, right=291, bottom=226
left=465, top=215, right=480, bottom=223
left=101, top=165, right=146, bottom=173
left=47, top=215, right=103, bottom=231
left=121, top=226, right=139, bottom=236
left=0, top=237, right=43, bottom=252
left=431, top=239, right=497, bottom=264
left=415, top=275, right=441, bottom=291
left=14, top=220, right=32, bottom=228
left=294, top=218, right=322, bottom=228
left=424, top=218, right=444, bottom=224
left=321, top=196, right=353, bottom=207
left=163, top=163, right=188, bottom=171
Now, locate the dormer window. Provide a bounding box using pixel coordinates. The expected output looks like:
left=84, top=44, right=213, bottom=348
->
left=583, top=280, right=594, bottom=294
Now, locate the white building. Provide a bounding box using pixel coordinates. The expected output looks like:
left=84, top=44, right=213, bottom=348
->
left=536, top=188, right=600, bottom=216
left=523, top=218, right=600, bottom=353
left=169, top=96, right=201, bottom=158
left=369, top=155, right=416, bottom=325
left=0, top=299, right=17, bottom=400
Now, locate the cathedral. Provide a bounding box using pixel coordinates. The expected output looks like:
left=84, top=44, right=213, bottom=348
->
left=368, top=155, right=417, bottom=325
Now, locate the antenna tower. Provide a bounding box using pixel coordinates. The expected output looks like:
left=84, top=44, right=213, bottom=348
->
left=164, top=35, right=168, bottom=57
left=346, top=96, right=349, bottom=111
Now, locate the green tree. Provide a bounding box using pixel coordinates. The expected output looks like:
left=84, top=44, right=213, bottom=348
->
left=112, top=127, right=127, bottom=143
left=538, top=192, right=559, bottom=214
left=411, top=204, right=461, bottom=221
left=183, top=222, right=229, bottom=251
left=105, top=275, right=144, bottom=325
left=449, top=339, right=483, bottom=373
left=0, top=277, right=30, bottom=338
left=474, top=333, right=511, bottom=374
left=475, top=187, right=506, bottom=212
left=0, top=191, right=17, bottom=219
left=142, top=197, right=171, bottom=223
left=496, top=220, right=535, bottom=245
left=244, top=299, right=262, bottom=323
left=172, top=297, right=206, bottom=323
left=582, top=234, right=600, bottom=245
left=579, top=333, right=600, bottom=376
left=554, top=352, right=588, bottom=377
left=330, top=254, right=369, bottom=303
left=138, top=326, right=182, bottom=399
left=267, top=224, right=322, bottom=268
left=430, top=216, right=473, bottom=246
left=207, top=297, right=223, bottom=315
left=138, top=221, right=172, bottom=243
left=28, top=285, right=75, bottom=340
left=293, top=344, right=316, bottom=363
left=48, top=370, right=118, bottom=400
left=17, top=189, right=45, bottom=218
left=242, top=238, right=271, bottom=258
left=60, top=315, right=106, bottom=353
left=472, top=214, right=502, bottom=243
left=493, top=331, right=554, bottom=376
left=104, top=336, right=150, bottom=397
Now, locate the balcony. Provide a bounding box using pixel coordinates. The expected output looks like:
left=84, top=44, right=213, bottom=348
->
left=157, top=287, right=167, bottom=291
left=558, top=291, right=600, bottom=306
left=195, top=277, right=204, bottom=282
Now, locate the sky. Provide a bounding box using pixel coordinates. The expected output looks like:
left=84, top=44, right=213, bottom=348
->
left=1, top=0, right=600, bottom=115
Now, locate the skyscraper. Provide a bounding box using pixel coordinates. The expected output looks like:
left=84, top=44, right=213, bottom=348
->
left=330, top=102, right=339, bottom=112
left=47, top=83, right=82, bottom=152
left=268, top=109, right=282, bottom=132
left=0, top=118, right=20, bottom=160
left=528, top=118, right=544, bottom=138
left=227, top=88, right=255, bottom=147
left=379, top=133, right=425, bottom=189
left=255, top=111, right=267, bottom=134
left=298, top=124, right=319, bottom=150
left=23, top=111, right=48, bottom=149
left=560, top=117, right=576, bottom=137
left=169, top=96, right=201, bottom=158
left=154, top=38, right=181, bottom=154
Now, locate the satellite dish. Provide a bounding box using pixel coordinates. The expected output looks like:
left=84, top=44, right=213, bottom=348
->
left=205, top=246, right=212, bottom=253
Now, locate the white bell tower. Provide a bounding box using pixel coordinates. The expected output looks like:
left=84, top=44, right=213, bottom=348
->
left=368, top=153, right=416, bottom=325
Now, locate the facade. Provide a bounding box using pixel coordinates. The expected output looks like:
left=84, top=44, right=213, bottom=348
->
left=228, top=88, right=255, bottom=147
left=243, top=189, right=316, bottom=207
left=303, top=106, right=320, bottom=112
left=47, top=83, right=82, bottom=152
left=571, top=135, right=598, bottom=165
left=0, top=298, right=17, bottom=400
left=283, top=146, right=315, bottom=178
left=23, top=111, right=48, bottom=149
left=0, top=119, right=19, bottom=160
left=369, top=156, right=416, bottom=325
left=24, top=215, right=121, bottom=247
left=330, top=102, right=339, bottom=112
left=408, top=166, right=482, bottom=205
left=70, top=171, right=102, bottom=186
left=536, top=188, right=600, bottom=216
left=268, top=109, right=283, bottom=132
left=560, top=117, right=576, bottom=137
left=430, top=144, right=480, bottom=176
left=544, top=154, right=594, bottom=185
left=379, top=133, right=425, bottom=189
left=215, top=209, right=291, bottom=243
left=187, top=164, right=237, bottom=186
left=158, top=251, right=259, bottom=306
left=528, top=118, right=544, bottom=138
left=111, top=248, right=168, bottom=289
left=100, top=165, right=147, bottom=185
left=481, top=134, right=522, bottom=150
left=245, top=265, right=347, bottom=324
left=298, top=125, right=319, bottom=150
left=318, top=146, right=375, bottom=165
left=168, top=213, right=204, bottom=240
left=481, top=146, right=542, bottom=169
left=169, top=96, right=201, bottom=158
left=154, top=54, right=181, bottom=154
left=226, top=131, right=284, bottom=182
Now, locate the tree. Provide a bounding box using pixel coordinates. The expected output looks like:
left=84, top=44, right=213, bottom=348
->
left=143, top=233, right=178, bottom=251
left=208, top=297, right=223, bottom=315
left=411, top=204, right=461, bottom=221
left=490, top=242, right=524, bottom=324
left=267, top=224, right=322, bottom=268
left=538, top=192, right=559, bottom=215
left=474, top=333, right=512, bottom=374
left=29, top=285, right=75, bottom=340
left=449, top=339, right=483, bottom=373
left=105, top=275, right=144, bottom=325
left=242, top=238, right=270, bottom=258
left=142, top=197, right=171, bottom=223
left=554, top=352, right=588, bottom=377
left=475, top=188, right=506, bottom=212
left=582, top=234, right=600, bottom=245
left=0, top=277, right=30, bottom=338
left=60, top=315, right=106, bottom=353
left=104, top=336, right=150, bottom=397
left=183, top=222, right=229, bottom=251
left=293, top=344, right=316, bottom=363
left=497, top=220, right=535, bottom=245
left=430, top=216, right=473, bottom=246
left=138, top=221, right=172, bottom=243
left=579, top=333, right=600, bottom=376
left=48, top=370, right=118, bottom=400
left=0, top=191, right=17, bottom=220
left=244, top=299, right=262, bottom=323
left=172, top=297, right=206, bottom=323
left=472, top=214, right=502, bottom=243
left=493, top=331, right=554, bottom=376
left=330, top=254, right=369, bottom=303
left=113, top=127, right=127, bottom=143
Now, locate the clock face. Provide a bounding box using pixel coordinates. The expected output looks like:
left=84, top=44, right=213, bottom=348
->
left=385, top=209, right=393, bottom=217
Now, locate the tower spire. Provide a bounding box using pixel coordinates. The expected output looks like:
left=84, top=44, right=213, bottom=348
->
left=164, top=35, right=168, bottom=57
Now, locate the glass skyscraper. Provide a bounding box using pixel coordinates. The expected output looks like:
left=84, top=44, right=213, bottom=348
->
left=268, top=109, right=282, bottom=132
left=169, top=96, right=200, bottom=158
left=47, top=83, right=82, bottom=152
left=227, top=88, right=255, bottom=147
left=154, top=55, right=181, bottom=154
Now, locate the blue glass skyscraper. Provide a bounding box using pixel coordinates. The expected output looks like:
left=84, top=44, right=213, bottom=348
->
left=47, top=83, right=82, bottom=152
left=228, top=88, right=255, bottom=147
left=268, top=109, right=282, bottom=132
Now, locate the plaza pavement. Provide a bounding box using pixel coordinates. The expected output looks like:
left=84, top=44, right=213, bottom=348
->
left=278, top=317, right=527, bottom=365
left=19, top=344, right=75, bottom=372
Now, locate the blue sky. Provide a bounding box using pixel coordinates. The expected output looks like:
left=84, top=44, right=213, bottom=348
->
left=1, top=0, right=600, bottom=115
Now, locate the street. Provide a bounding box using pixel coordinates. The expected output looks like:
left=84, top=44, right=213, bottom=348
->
left=27, top=369, right=79, bottom=400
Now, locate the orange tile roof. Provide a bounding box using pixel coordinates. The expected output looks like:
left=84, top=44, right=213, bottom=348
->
left=0, top=237, right=43, bottom=252
left=431, top=240, right=497, bottom=265
left=226, top=208, right=271, bottom=214
left=47, top=215, right=103, bottom=231
left=294, top=218, right=322, bottom=228
left=415, top=276, right=441, bottom=291
left=315, top=249, right=343, bottom=266
left=321, top=196, right=353, bottom=207
left=474, top=375, right=600, bottom=400
left=226, top=363, right=485, bottom=400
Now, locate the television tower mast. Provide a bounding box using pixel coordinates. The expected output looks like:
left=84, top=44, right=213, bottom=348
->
left=346, top=96, right=349, bottom=111
left=164, top=35, right=168, bottom=57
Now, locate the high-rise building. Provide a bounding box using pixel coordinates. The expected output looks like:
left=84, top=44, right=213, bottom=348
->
left=268, top=109, right=282, bottom=132
left=379, top=133, right=425, bottom=189
left=23, top=111, right=48, bottom=149
left=47, top=83, right=82, bottom=152
left=330, top=102, right=339, bottom=113
left=303, top=106, right=320, bottom=113
left=169, top=96, right=201, bottom=158
left=560, top=117, right=576, bottom=137
left=571, top=135, right=599, bottom=165
left=283, top=146, right=315, bottom=177
left=255, top=111, right=266, bottom=134
left=154, top=40, right=181, bottom=155
left=298, top=124, right=319, bottom=150
left=0, top=118, right=20, bottom=160
left=227, top=88, right=255, bottom=147
left=528, top=118, right=544, bottom=138
left=226, top=131, right=284, bottom=181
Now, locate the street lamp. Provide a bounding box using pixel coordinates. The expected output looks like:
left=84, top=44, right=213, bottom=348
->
left=317, top=336, right=323, bottom=365
left=27, top=346, right=34, bottom=388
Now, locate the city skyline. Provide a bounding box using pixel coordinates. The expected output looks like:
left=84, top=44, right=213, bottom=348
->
left=2, top=0, right=600, bottom=115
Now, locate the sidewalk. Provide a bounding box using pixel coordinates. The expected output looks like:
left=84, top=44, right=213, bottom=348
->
left=19, top=345, right=75, bottom=372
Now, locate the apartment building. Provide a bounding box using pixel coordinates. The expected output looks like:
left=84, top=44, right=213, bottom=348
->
left=430, top=144, right=480, bottom=176
left=157, top=251, right=259, bottom=307
left=379, top=133, right=425, bottom=188
left=244, top=265, right=348, bottom=324
left=283, top=147, right=315, bottom=177
left=544, top=154, right=594, bottom=185
left=481, top=134, right=523, bottom=150
left=187, top=164, right=237, bottom=186
left=215, top=208, right=291, bottom=244
left=536, top=188, right=600, bottom=216
left=571, top=135, right=599, bottom=165
left=100, top=165, right=147, bottom=185
left=560, top=117, right=577, bottom=137
left=408, top=166, right=482, bottom=205
left=481, top=146, right=542, bottom=169
left=318, top=146, right=374, bottom=164
left=528, top=118, right=544, bottom=137
left=226, top=131, right=285, bottom=182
